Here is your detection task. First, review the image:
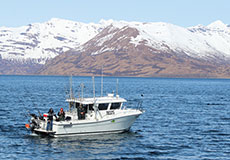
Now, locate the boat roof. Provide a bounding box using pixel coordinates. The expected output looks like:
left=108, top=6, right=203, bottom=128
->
left=66, top=93, right=127, bottom=104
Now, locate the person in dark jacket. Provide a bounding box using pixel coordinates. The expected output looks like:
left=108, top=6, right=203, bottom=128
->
left=78, top=105, right=85, bottom=120
left=58, top=108, right=65, bottom=121
left=46, top=108, right=56, bottom=131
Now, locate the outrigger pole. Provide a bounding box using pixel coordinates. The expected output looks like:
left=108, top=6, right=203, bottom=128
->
left=101, top=65, right=103, bottom=97
left=116, top=78, right=119, bottom=97
left=80, top=83, right=84, bottom=100
left=92, top=76, right=95, bottom=99
left=69, top=75, right=74, bottom=99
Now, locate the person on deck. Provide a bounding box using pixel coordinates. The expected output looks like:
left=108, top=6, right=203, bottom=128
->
left=58, top=108, right=65, bottom=121
left=78, top=105, right=85, bottom=120
left=46, top=108, right=56, bottom=131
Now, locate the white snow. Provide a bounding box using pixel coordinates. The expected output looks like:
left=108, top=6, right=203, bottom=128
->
left=207, top=20, right=228, bottom=30
left=128, top=21, right=230, bottom=59
left=0, top=18, right=108, bottom=64
left=91, top=47, right=115, bottom=55
left=1, top=18, right=230, bottom=64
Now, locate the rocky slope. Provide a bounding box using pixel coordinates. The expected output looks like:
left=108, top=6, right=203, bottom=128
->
left=0, top=18, right=109, bottom=74
left=1, top=19, right=230, bottom=77
left=38, top=20, right=230, bottom=78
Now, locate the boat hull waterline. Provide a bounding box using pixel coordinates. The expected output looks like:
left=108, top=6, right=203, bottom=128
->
left=32, top=113, right=142, bottom=137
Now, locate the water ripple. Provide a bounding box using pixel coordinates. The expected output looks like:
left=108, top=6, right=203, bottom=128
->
left=0, top=76, right=230, bottom=159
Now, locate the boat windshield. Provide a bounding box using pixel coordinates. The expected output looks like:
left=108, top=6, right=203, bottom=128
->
left=70, top=101, right=122, bottom=112
left=98, top=103, right=109, bottom=110
left=110, top=103, right=121, bottom=110
left=75, top=103, right=94, bottom=112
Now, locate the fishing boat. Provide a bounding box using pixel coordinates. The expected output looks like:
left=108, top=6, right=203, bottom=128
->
left=25, top=77, right=144, bottom=137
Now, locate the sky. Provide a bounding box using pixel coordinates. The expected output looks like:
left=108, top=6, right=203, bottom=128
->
left=0, top=0, right=229, bottom=27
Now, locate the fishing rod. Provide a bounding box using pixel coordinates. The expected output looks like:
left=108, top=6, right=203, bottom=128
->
left=37, top=109, right=42, bottom=118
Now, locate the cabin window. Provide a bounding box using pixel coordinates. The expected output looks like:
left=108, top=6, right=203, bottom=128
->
left=89, top=104, right=94, bottom=110
left=110, top=103, right=121, bottom=110
left=70, top=102, right=74, bottom=108
left=75, top=103, right=80, bottom=108
left=69, top=102, right=74, bottom=112
left=98, top=103, right=109, bottom=110
left=82, top=104, right=88, bottom=113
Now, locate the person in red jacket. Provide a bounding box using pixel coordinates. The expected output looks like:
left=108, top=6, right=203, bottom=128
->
left=58, top=108, right=65, bottom=121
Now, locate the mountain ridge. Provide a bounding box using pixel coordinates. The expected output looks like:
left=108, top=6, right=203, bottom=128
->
left=1, top=18, right=230, bottom=77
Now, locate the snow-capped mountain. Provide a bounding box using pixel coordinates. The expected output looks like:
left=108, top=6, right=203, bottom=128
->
left=1, top=18, right=230, bottom=77
left=80, top=20, right=230, bottom=61
left=0, top=18, right=108, bottom=64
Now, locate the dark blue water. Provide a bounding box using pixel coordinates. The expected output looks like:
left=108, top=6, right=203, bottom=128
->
left=0, top=75, right=230, bottom=159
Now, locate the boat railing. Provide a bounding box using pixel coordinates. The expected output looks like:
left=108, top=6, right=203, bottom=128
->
left=137, top=100, right=143, bottom=110
left=126, top=98, right=143, bottom=110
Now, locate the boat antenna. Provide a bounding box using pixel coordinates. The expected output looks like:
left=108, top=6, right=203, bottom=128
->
left=69, top=75, right=74, bottom=99
left=116, top=78, right=119, bottom=97
left=80, top=83, right=84, bottom=100
left=92, top=76, right=95, bottom=99
left=101, top=65, right=103, bottom=97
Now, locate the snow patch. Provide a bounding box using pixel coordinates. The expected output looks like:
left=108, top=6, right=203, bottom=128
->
left=207, top=20, right=227, bottom=29
left=91, top=47, right=115, bottom=55
left=1, top=18, right=230, bottom=64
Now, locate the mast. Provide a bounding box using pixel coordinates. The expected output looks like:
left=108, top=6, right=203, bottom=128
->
left=69, top=75, right=74, bottom=112
left=69, top=75, right=74, bottom=99
left=101, top=66, right=103, bottom=97
left=80, top=83, right=84, bottom=100
left=116, top=78, right=119, bottom=97
left=92, top=76, right=95, bottom=99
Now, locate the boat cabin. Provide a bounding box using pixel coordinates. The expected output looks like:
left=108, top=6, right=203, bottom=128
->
left=66, top=93, right=127, bottom=120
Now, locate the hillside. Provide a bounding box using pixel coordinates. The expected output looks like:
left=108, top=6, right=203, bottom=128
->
left=1, top=19, right=230, bottom=77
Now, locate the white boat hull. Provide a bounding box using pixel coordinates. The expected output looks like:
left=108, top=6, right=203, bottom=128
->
left=34, top=113, right=141, bottom=137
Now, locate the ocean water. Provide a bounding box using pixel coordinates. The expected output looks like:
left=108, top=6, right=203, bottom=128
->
left=0, top=75, right=230, bottom=160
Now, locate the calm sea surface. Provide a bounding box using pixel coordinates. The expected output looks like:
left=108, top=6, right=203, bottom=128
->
left=0, top=75, right=230, bottom=159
